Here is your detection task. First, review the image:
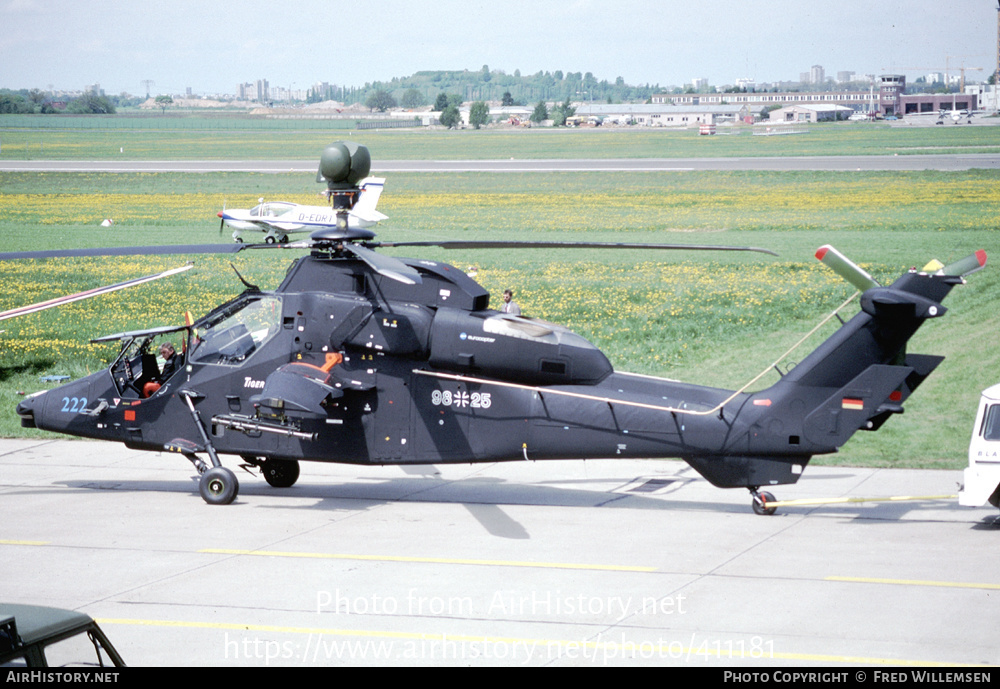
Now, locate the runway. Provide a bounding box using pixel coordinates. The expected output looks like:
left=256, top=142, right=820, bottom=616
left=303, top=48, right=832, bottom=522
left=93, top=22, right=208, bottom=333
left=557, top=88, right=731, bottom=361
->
left=2, top=153, right=999, bottom=173
left=1, top=438, right=997, bottom=667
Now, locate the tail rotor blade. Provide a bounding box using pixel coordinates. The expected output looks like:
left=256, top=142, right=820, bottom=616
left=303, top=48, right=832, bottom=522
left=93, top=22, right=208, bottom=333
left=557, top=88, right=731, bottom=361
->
left=815, top=245, right=879, bottom=292
left=940, top=250, right=987, bottom=277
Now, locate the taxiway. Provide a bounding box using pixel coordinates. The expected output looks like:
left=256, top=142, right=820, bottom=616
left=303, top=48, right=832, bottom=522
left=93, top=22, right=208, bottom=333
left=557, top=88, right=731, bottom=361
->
left=2, top=153, right=999, bottom=173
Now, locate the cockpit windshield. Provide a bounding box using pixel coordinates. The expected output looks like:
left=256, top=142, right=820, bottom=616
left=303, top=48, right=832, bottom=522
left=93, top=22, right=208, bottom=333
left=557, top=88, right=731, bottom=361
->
left=250, top=202, right=296, bottom=219
left=190, top=296, right=282, bottom=366
left=982, top=404, right=1000, bottom=442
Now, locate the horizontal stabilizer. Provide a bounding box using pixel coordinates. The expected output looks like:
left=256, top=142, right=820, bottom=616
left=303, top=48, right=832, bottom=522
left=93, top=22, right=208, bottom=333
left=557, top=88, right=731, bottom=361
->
left=862, top=354, right=944, bottom=431
left=803, top=364, right=914, bottom=447
left=896, top=353, right=944, bottom=401
left=351, top=209, right=389, bottom=224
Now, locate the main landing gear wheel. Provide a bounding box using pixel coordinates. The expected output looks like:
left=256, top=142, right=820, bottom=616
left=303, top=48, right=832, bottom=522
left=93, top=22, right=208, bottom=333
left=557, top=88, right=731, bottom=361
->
left=199, top=466, right=239, bottom=505
left=261, top=459, right=300, bottom=488
left=751, top=490, right=777, bottom=516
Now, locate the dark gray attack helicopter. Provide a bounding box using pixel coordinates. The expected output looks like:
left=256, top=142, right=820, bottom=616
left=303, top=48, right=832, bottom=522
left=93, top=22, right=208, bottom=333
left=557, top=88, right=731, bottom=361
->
left=3, top=143, right=988, bottom=513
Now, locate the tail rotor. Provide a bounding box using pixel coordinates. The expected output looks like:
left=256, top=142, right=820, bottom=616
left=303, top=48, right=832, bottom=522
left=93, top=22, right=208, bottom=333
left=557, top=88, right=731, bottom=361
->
left=815, top=245, right=878, bottom=292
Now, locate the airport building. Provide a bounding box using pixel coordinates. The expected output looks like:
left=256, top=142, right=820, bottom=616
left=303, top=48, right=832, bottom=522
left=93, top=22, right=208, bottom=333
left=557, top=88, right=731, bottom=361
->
left=653, top=74, right=983, bottom=118
left=572, top=103, right=767, bottom=126
left=878, top=75, right=980, bottom=116
left=767, top=104, right=854, bottom=123
left=445, top=103, right=769, bottom=128
left=653, top=90, right=879, bottom=111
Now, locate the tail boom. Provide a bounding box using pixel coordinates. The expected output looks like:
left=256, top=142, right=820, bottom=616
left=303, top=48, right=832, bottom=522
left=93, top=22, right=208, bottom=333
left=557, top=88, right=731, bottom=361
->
left=680, top=252, right=984, bottom=489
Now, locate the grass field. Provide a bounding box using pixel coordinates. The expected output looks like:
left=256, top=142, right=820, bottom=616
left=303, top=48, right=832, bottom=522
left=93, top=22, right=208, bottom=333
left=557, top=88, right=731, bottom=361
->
left=0, top=124, right=997, bottom=471
left=3, top=118, right=1000, bottom=160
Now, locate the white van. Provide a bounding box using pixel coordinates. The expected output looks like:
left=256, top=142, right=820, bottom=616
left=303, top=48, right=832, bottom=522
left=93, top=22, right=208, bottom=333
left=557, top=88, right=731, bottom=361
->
left=959, top=384, right=1000, bottom=508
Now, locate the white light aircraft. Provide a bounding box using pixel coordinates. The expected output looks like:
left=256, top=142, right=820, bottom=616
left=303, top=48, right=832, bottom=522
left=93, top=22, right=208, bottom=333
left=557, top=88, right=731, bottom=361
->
left=932, top=93, right=982, bottom=125
left=218, top=177, right=387, bottom=244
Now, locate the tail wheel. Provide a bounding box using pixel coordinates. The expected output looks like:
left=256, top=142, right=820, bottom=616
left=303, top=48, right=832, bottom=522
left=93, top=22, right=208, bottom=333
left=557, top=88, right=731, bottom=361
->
left=262, top=459, right=300, bottom=488
left=751, top=490, right=777, bottom=516
left=199, top=466, right=239, bottom=505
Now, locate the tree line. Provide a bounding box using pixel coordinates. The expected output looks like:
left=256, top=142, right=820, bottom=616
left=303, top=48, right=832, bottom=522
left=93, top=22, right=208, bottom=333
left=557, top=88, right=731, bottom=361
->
left=0, top=89, right=122, bottom=114
left=363, top=88, right=577, bottom=129
left=349, top=66, right=663, bottom=110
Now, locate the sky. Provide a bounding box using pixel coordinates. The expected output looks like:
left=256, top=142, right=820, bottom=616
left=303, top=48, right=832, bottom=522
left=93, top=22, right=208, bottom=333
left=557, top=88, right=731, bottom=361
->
left=1, top=0, right=997, bottom=96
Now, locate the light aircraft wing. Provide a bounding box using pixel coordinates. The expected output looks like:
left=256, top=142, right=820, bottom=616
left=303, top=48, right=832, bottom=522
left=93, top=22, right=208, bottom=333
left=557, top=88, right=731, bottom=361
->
left=0, top=263, right=194, bottom=323
left=270, top=222, right=312, bottom=233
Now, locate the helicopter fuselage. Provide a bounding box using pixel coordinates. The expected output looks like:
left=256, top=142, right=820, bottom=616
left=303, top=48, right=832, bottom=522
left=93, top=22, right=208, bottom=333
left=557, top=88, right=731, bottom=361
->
left=6, top=139, right=985, bottom=509
left=18, top=245, right=975, bottom=503
left=17, top=252, right=840, bottom=491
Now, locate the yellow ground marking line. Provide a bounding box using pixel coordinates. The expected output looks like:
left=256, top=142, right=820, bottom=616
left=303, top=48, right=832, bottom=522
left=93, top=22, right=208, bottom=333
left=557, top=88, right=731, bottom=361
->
left=826, top=576, right=1000, bottom=591
left=766, top=494, right=957, bottom=508
left=0, top=539, right=48, bottom=546
left=95, top=617, right=990, bottom=667
left=199, top=548, right=655, bottom=573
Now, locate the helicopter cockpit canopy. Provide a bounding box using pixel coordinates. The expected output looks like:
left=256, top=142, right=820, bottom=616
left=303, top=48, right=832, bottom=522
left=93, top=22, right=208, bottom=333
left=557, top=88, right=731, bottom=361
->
left=93, top=325, right=191, bottom=398
left=189, top=295, right=283, bottom=366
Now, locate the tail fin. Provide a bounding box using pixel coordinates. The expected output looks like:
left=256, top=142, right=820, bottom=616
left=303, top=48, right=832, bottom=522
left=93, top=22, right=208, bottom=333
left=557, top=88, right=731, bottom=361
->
left=350, top=177, right=388, bottom=224
left=775, top=247, right=986, bottom=448
left=690, top=247, right=985, bottom=491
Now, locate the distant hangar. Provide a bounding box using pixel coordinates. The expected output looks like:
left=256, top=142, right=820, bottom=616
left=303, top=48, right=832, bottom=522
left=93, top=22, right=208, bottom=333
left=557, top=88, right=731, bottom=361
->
left=572, top=103, right=766, bottom=127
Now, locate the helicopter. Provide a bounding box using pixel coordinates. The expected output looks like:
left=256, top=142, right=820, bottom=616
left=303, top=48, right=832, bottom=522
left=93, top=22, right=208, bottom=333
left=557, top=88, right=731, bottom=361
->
left=3, top=142, right=987, bottom=514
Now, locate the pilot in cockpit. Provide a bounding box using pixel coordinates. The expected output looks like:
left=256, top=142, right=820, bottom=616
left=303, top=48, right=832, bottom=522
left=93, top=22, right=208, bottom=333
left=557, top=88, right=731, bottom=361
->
left=142, top=341, right=184, bottom=397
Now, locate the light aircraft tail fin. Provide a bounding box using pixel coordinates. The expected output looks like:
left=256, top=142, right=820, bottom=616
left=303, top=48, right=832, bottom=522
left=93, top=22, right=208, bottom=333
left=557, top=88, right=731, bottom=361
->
left=351, top=177, right=388, bottom=224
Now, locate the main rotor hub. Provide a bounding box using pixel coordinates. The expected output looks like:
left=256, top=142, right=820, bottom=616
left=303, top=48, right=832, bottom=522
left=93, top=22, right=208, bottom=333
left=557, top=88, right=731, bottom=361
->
left=309, top=227, right=377, bottom=245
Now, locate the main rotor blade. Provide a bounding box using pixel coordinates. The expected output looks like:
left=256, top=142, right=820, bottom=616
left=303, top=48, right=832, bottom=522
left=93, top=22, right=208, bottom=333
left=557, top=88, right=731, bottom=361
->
left=0, top=263, right=194, bottom=323
left=344, top=243, right=422, bottom=285
left=373, top=240, right=778, bottom=256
